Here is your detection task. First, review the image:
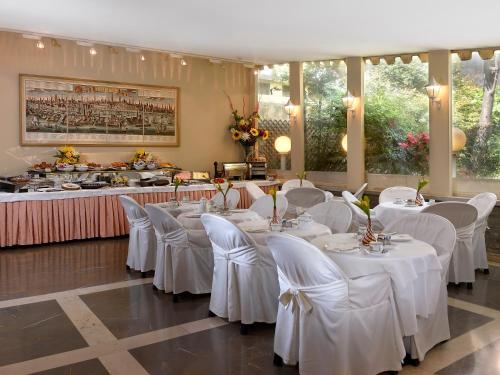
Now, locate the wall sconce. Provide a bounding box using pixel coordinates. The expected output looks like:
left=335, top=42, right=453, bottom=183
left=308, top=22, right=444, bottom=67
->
left=342, top=91, right=357, bottom=114
left=274, top=136, right=291, bottom=171
left=425, top=77, right=441, bottom=107
left=284, top=99, right=298, bottom=117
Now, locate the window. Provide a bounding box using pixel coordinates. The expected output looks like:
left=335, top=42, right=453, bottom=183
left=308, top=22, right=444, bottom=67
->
left=257, top=64, right=290, bottom=169
left=303, top=60, right=347, bottom=171
left=364, top=57, right=429, bottom=175
left=452, top=52, right=500, bottom=179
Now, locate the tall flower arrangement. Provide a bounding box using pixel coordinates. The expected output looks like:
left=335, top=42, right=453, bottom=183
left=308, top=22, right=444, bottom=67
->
left=173, top=177, right=183, bottom=203
left=296, top=171, right=307, bottom=187
left=213, top=178, right=233, bottom=211
left=268, top=188, right=280, bottom=224
left=226, top=94, right=269, bottom=159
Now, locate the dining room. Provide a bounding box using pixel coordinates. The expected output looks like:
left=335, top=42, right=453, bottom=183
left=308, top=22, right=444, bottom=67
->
left=0, top=1, right=499, bottom=374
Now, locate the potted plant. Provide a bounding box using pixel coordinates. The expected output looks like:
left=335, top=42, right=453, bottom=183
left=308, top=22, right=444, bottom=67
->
left=353, top=196, right=377, bottom=246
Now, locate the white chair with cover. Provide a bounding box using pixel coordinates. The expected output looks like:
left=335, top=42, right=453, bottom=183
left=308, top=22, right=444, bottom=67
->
left=422, top=202, right=478, bottom=287
left=145, top=205, right=213, bottom=298
left=353, top=182, right=368, bottom=199
left=119, top=195, right=156, bottom=275
left=379, top=186, right=420, bottom=204
left=200, top=214, right=279, bottom=333
left=211, top=188, right=241, bottom=209
left=285, top=187, right=326, bottom=216
left=250, top=195, right=288, bottom=219
left=306, top=201, right=352, bottom=233
left=281, top=179, right=315, bottom=192
left=245, top=181, right=266, bottom=202
left=385, top=213, right=456, bottom=361
left=342, top=191, right=384, bottom=231
left=467, top=192, right=497, bottom=273
left=266, top=233, right=405, bottom=374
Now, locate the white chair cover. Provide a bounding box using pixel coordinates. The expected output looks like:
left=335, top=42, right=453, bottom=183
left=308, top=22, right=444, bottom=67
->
left=353, top=182, right=368, bottom=199
left=266, top=233, right=405, bottom=375
left=422, top=202, right=478, bottom=284
left=119, top=195, right=156, bottom=272
left=200, top=214, right=279, bottom=324
left=385, top=213, right=456, bottom=361
left=379, top=186, right=420, bottom=204
left=145, top=205, right=213, bottom=294
left=285, top=187, right=326, bottom=217
left=468, top=192, right=497, bottom=270
left=341, top=191, right=383, bottom=231
left=211, top=188, right=240, bottom=209
left=306, top=201, right=352, bottom=233
left=245, top=181, right=266, bottom=202
left=281, top=179, right=315, bottom=192
left=249, top=195, right=288, bottom=219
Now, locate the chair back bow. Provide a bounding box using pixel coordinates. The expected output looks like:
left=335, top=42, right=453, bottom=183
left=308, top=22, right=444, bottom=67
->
left=279, top=286, right=313, bottom=313
left=159, top=228, right=188, bottom=247
left=212, top=243, right=258, bottom=266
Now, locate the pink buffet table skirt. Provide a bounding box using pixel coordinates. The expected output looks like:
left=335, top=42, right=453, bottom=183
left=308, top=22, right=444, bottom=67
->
left=0, top=181, right=278, bottom=247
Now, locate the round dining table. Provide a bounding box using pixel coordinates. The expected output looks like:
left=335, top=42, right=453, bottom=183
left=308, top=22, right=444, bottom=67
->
left=147, top=201, right=201, bottom=218
left=311, top=233, right=442, bottom=336
left=373, top=201, right=428, bottom=227
left=177, top=209, right=262, bottom=230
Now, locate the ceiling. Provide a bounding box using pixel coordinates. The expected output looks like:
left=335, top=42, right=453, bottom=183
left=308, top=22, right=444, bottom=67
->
left=1, top=0, right=500, bottom=64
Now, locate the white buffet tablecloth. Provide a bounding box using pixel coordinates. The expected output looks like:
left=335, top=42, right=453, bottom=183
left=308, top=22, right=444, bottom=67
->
left=311, top=233, right=442, bottom=336
left=0, top=180, right=279, bottom=203
left=373, top=202, right=427, bottom=227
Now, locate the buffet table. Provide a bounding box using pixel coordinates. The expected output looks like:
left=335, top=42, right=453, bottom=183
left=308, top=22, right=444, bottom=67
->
left=0, top=181, right=279, bottom=247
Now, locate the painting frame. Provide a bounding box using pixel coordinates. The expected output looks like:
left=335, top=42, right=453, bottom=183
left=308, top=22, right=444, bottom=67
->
left=19, top=74, right=180, bottom=147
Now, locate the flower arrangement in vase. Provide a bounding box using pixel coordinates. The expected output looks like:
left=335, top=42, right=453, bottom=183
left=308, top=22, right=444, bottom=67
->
left=173, top=177, right=183, bottom=204
left=226, top=94, right=269, bottom=161
left=213, top=177, right=233, bottom=212
left=268, top=188, right=280, bottom=224
left=296, top=171, right=307, bottom=187
left=353, top=196, right=377, bottom=246
left=415, top=177, right=428, bottom=206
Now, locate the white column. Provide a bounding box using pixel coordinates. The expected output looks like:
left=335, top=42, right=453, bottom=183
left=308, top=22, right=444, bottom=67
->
left=289, top=62, right=305, bottom=173
left=428, top=50, right=452, bottom=196
left=346, top=57, right=365, bottom=191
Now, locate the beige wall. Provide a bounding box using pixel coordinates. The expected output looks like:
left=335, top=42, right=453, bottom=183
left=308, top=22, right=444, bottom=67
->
left=0, top=31, right=253, bottom=176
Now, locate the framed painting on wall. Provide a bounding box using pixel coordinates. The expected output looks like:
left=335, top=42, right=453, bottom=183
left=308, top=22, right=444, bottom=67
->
left=20, top=74, right=179, bottom=146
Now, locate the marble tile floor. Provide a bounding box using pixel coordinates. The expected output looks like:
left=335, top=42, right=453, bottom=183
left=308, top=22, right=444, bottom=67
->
left=1, top=238, right=500, bottom=374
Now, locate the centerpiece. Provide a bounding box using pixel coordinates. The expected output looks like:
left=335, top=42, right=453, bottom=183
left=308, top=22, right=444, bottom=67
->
left=173, top=177, right=183, bottom=205
left=296, top=171, right=307, bottom=187
left=213, top=177, right=233, bottom=213
left=226, top=95, right=269, bottom=161
left=353, top=196, right=377, bottom=246
left=415, top=177, right=428, bottom=206
left=54, top=145, right=80, bottom=172
left=268, top=188, right=280, bottom=224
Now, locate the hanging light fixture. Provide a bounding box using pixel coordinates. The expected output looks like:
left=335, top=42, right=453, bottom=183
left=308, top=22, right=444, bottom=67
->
left=140, top=54, right=146, bottom=61
left=284, top=99, right=297, bottom=117
left=35, top=40, right=45, bottom=49
left=180, top=58, right=187, bottom=66
left=89, top=47, right=97, bottom=56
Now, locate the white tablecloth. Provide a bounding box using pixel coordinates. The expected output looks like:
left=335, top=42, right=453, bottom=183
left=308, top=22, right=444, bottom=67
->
left=177, top=210, right=262, bottom=230
left=373, top=202, right=427, bottom=227
left=311, top=233, right=442, bottom=336
left=247, top=222, right=332, bottom=245
left=148, top=201, right=200, bottom=218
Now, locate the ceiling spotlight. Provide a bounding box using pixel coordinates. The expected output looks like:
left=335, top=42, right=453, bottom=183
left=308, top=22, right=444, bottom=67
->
left=89, top=47, right=97, bottom=56
left=180, top=58, right=187, bottom=66
left=36, top=40, right=45, bottom=49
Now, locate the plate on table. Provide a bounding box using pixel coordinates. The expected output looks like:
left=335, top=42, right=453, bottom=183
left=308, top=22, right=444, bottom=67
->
left=391, top=234, right=413, bottom=242
left=323, top=243, right=360, bottom=254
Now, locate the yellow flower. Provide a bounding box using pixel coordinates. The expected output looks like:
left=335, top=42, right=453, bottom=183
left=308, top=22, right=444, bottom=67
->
left=232, top=130, right=241, bottom=141
left=239, top=119, right=246, bottom=126
left=250, top=128, right=259, bottom=137
left=262, top=130, right=269, bottom=140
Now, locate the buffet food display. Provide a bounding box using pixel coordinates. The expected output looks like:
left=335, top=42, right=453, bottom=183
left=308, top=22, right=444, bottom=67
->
left=0, top=146, right=279, bottom=247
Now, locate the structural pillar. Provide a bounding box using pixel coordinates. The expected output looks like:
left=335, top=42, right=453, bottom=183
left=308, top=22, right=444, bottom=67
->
left=289, top=62, right=305, bottom=173
left=346, top=57, right=365, bottom=191
left=428, top=50, right=452, bottom=196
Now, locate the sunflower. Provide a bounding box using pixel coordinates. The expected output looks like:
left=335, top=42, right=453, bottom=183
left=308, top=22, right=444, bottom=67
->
left=232, top=130, right=242, bottom=141
left=250, top=128, right=259, bottom=137
left=262, top=130, right=269, bottom=140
